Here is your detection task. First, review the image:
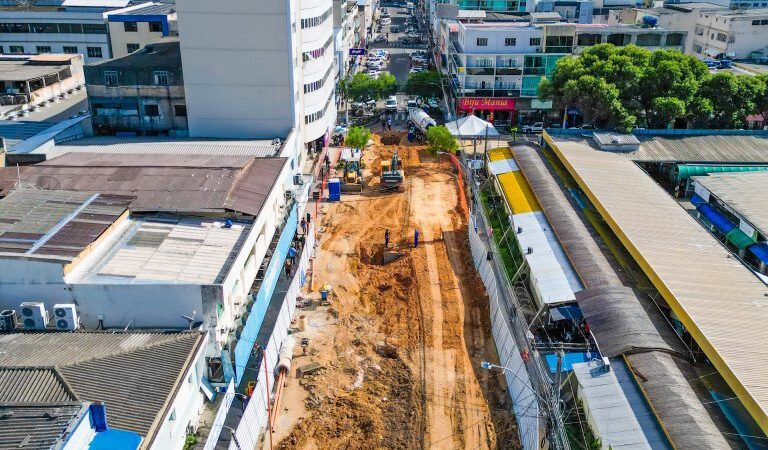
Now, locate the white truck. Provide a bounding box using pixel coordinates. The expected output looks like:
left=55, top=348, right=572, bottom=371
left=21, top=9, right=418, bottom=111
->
left=407, top=107, right=436, bottom=138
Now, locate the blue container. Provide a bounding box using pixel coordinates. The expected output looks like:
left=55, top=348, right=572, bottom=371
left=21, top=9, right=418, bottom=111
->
left=327, top=178, right=341, bottom=201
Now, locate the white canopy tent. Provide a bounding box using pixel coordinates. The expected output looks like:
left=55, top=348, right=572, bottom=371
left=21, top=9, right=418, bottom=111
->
left=445, top=114, right=500, bottom=138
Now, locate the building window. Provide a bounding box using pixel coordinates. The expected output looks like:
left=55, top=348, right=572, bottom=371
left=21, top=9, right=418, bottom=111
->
left=153, top=70, right=169, bottom=86
left=144, top=104, right=160, bottom=117
left=168, top=408, right=176, bottom=421
left=9, top=45, right=24, bottom=54
left=174, top=104, right=187, bottom=117
left=124, top=21, right=138, bottom=32
left=694, top=26, right=704, bottom=36
left=0, top=46, right=3, bottom=54
left=149, top=21, right=163, bottom=32
left=86, top=46, right=102, bottom=58
left=36, top=45, right=51, bottom=54
left=530, top=37, right=541, bottom=46
left=716, top=32, right=727, bottom=42
left=83, top=23, right=108, bottom=34
left=31, top=23, right=58, bottom=33
left=104, top=70, right=119, bottom=86
left=300, top=8, right=332, bottom=29
left=693, top=44, right=703, bottom=53
left=63, top=46, right=78, bottom=54
left=476, top=37, right=488, bottom=46
left=504, top=37, right=516, bottom=46
left=126, top=43, right=140, bottom=53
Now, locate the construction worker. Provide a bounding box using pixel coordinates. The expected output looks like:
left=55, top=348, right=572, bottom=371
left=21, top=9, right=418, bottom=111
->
left=385, top=229, right=390, bottom=249
left=414, top=228, right=419, bottom=248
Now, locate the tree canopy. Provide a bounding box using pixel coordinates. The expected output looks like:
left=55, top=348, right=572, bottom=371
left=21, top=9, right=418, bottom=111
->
left=346, top=126, right=372, bottom=149
left=540, top=44, right=767, bottom=131
left=404, top=71, right=443, bottom=98
left=426, top=125, right=458, bottom=155
left=346, top=73, right=399, bottom=102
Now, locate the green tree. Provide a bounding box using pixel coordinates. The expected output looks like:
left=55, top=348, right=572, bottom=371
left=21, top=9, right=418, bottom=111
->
left=651, top=97, right=686, bottom=129
left=347, top=73, right=378, bottom=102
left=753, top=74, right=768, bottom=126
left=560, top=75, right=635, bottom=131
left=346, top=126, right=371, bottom=150
left=376, top=72, right=398, bottom=98
left=699, top=72, right=766, bottom=128
left=426, top=125, right=458, bottom=155
left=405, top=70, right=443, bottom=98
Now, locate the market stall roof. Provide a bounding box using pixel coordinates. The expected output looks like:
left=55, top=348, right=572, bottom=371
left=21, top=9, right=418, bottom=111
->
left=548, top=134, right=768, bottom=436
left=693, top=171, right=768, bottom=236
left=445, top=115, right=500, bottom=138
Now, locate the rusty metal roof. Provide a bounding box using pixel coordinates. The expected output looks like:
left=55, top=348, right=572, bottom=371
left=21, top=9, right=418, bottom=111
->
left=0, top=153, right=286, bottom=217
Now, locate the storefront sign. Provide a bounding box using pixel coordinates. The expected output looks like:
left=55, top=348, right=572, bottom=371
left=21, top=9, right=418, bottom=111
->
left=458, top=97, right=515, bottom=112
left=349, top=48, right=366, bottom=56
left=531, top=99, right=553, bottom=109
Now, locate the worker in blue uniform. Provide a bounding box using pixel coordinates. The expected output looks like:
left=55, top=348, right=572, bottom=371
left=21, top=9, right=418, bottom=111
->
left=414, top=228, right=419, bottom=248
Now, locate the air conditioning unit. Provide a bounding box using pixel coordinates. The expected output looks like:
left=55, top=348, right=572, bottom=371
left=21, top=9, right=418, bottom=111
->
left=0, top=310, right=17, bottom=331
left=53, top=304, right=79, bottom=331
left=284, top=190, right=295, bottom=201
left=293, top=174, right=304, bottom=186
left=19, top=302, right=48, bottom=330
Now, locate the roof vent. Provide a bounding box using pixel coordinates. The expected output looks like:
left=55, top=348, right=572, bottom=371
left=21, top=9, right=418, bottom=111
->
left=592, top=132, right=641, bottom=152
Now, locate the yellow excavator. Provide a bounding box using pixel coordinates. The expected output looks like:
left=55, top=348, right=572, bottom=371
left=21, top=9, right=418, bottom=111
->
left=380, top=149, right=404, bottom=192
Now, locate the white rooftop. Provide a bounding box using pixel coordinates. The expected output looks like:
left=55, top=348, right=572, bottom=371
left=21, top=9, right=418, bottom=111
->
left=73, top=216, right=251, bottom=284
left=511, top=211, right=583, bottom=305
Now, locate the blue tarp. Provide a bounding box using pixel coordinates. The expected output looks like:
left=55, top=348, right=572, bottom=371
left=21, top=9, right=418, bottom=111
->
left=544, top=352, right=593, bottom=374
left=550, top=304, right=584, bottom=321
left=89, top=429, right=142, bottom=450
left=697, top=203, right=736, bottom=234
left=233, top=205, right=298, bottom=385
left=748, top=243, right=768, bottom=265
left=689, top=193, right=706, bottom=207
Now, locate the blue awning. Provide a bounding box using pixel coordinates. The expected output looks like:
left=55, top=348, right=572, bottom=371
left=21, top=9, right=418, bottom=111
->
left=748, top=243, right=768, bottom=265
left=689, top=193, right=706, bottom=207
left=697, top=203, right=736, bottom=234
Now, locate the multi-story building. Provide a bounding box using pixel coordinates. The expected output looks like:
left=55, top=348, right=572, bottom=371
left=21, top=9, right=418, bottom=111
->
left=85, top=39, right=186, bottom=136
left=446, top=19, right=566, bottom=126
left=609, top=3, right=727, bottom=55
left=667, top=0, right=768, bottom=10
left=0, top=0, right=131, bottom=62
left=105, top=2, right=178, bottom=59
left=690, top=8, right=768, bottom=59
left=176, top=0, right=336, bottom=159
left=541, top=22, right=687, bottom=54
left=333, top=0, right=357, bottom=79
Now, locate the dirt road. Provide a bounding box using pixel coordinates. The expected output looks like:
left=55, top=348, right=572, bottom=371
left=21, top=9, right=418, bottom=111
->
left=275, top=133, right=517, bottom=450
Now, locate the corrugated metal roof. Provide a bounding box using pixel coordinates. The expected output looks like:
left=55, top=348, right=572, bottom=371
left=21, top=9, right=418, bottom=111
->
left=0, top=331, right=205, bottom=443
left=511, top=211, right=582, bottom=306
left=79, top=216, right=251, bottom=284
left=0, top=121, right=57, bottom=141
left=549, top=133, right=768, bottom=163
left=573, top=360, right=667, bottom=450
left=0, top=153, right=286, bottom=217
left=109, top=2, right=175, bottom=16
left=0, top=61, right=67, bottom=82
left=42, top=136, right=282, bottom=158
left=498, top=171, right=541, bottom=214
left=0, top=367, right=77, bottom=403
left=0, top=403, right=86, bottom=450
left=0, top=189, right=130, bottom=261
left=693, top=171, right=768, bottom=237
left=549, top=136, right=768, bottom=437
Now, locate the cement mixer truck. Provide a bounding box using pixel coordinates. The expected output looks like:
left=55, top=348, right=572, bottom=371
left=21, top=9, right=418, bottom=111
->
left=407, top=107, right=436, bottom=141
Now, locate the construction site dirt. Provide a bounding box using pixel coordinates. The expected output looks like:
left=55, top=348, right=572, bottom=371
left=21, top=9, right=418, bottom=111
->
left=273, top=133, right=518, bottom=450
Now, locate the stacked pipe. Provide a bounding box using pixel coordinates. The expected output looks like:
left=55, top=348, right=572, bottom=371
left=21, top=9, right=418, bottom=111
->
left=270, top=336, right=295, bottom=431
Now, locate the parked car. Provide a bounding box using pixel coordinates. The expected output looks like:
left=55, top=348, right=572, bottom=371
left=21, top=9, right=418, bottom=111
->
left=381, top=17, right=391, bottom=25
left=409, top=67, right=427, bottom=74
left=407, top=98, right=419, bottom=108
left=385, top=96, right=398, bottom=112
left=521, top=122, right=544, bottom=133
left=374, top=35, right=387, bottom=43
left=426, top=98, right=440, bottom=109
left=391, top=25, right=400, bottom=33
left=401, top=36, right=421, bottom=44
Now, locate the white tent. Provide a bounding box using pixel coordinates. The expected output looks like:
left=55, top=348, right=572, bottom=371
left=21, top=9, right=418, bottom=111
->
left=445, top=114, right=500, bottom=138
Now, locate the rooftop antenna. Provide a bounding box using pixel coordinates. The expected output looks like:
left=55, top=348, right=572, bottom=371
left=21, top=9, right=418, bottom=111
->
left=181, top=310, right=197, bottom=330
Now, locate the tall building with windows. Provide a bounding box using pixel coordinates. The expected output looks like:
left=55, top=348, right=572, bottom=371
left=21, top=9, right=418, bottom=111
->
left=176, top=0, right=336, bottom=159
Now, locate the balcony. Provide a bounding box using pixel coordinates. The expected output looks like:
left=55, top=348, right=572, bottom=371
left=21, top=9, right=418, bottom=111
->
left=496, top=67, right=523, bottom=76
left=466, top=67, right=495, bottom=76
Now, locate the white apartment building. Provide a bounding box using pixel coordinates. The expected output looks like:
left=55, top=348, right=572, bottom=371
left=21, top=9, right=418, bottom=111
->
left=691, top=8, right=768, bottom=59
left=177, top=0, right=336, bottom=157
left=609, top=3, right=727, bottom=55
left=0, top=0, right=133, bottom=62
left=334, top=0, right=357, bottom=79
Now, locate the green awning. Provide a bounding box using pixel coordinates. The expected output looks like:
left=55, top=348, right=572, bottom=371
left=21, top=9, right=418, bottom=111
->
left=674, top=164, right=768, bottom=182
left=726, top=227, right=756, bottom=250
